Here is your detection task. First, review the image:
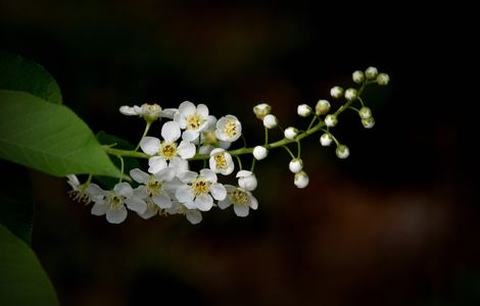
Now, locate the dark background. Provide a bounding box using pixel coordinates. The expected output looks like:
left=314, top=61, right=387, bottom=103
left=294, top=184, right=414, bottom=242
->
left=1, top=1, right=477, bottom=306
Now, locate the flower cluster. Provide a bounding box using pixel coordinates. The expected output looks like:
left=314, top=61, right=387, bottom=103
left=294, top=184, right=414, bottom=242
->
left=67, top=66, right=389, bottom=225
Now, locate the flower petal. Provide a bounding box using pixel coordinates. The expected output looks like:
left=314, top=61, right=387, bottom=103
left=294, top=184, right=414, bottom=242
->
left=106, top=206, right=128, bottom=224
left=148, top=156, right=167, bottom=174
left=139, top=204, right=158, bottom=219
left=185, top=210, right=202, bottom=224
left=91, top=201, right=106, bottom=216
left=177, top=170, right=197, bottom=183
left=177, top=141, right=196, bottom=159
left=249, top=194, right=258, bottom=210
left=161, top=108, right=178, bottom=119
left=114, top=182, right=133, bottom=197
left=155, top=167, right=175, bottom=182
left=210, top=183, right=226, bottom=201
left=196, top=104, right=209, bottom=118
left=140, top=136, right=161, bottom=155
left=119, top=105, right=138, bottom=116
left=152, top=193, right=172, bottom=209
left=194, top=194, right=213, bottom=211
left=130, top=168, right=150, bottom=184
left=200, top=168, right=217, bottom=183
left=182, top=130, right=199, bottom=142
left=169, top=157, right=189, bottom=176
left=125, top=197, right=147, bottom=214
left=217, top=198, right=232, bottom=209
left=178, top=101, right=196, bottom=115
left=233, top=205, right=249, bottom=217
left=161, top=121, right=181, bottom=142
left=175, top=185, right=195, bottom=203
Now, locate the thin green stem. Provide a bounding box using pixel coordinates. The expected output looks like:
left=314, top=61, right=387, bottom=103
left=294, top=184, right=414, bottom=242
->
left=307, top=116, right=318, bottom=130
left=282, top=145, right=296, bottom=159
left=250, top=157, right=256, bottom=172
left=296, top=140, right=301, bottom=158
left=117, top=155, right=125, bottom=183
left=264, top=127, right=269, bottom=145
left=135, top=121, right=152, bottom=151
left=235, top=155, right=243, bottom=170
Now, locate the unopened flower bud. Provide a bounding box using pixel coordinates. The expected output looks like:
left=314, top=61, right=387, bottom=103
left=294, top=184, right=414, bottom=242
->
left=365, top=66, right=378, bottom=79
left=359, top=106, right=372, bottom=119
left=294, top=171, right=309, bottom=188
left=320, top=133, right=333, bottom=146
left=330, top=86, right=344, bottom=99
left=263, top=114, right=278, bottom=129
left=297, top=104, right=312, bottom=117
left=336, top=144, right=350, bottom=159
left=352, top=70, right=365, bottom=84
left=253, top=103, right=272, bottom=120
left=325, top=114, right=337, bottom=127
left=284, top=127, right=299, bottom=140
left=236, top=170, right=258, bottom=191
left=377, top=73, right=390, bottom=85
left=315, top=99, right=330, bottom=115
left=289, top=158, right=303, bottom=173
left=253, top=146, right=268, bottom=160
left=344, top=88, right=358, bottom=101
left=361, top=117, right=375, bottom=129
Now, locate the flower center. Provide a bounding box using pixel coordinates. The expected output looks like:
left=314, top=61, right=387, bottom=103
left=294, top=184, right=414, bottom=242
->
left=192, top=178, right=210, bottom=196
left=224, top=120, right=238, bottom=138
left=213, top=153, right=228, bottom=169
left=202, top=130, right=217, bottom=145
left=142, top=103, right=162, bottom=121
left=186, top=113, right=203, bottom=130
left=146, top=177, right=162, bottom=196
left=230, top=189, right=249, bottom=206
left=106, top=193, right=124, bottom=209
left=160, top=142, right=177, bottom=160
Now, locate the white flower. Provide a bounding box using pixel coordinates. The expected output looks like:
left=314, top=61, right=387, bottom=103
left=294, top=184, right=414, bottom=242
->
left=377, top=73, right=390, bottom=85
left=289, top=158, right=303, bottom=173
left=320, top=133, right=333, bottom=146
left=352, top=70, right=365, bottom=84
left=315, top=100, right=330, bottom=115
left=297, top=104, right=312, bottom=117
left=174, top=101, right=210, bottom=141
left=336, top=144, right=350, bottom=159
left=294, top=171, right=309, bottom=188
left=140, top=121, right=195, bottom=174
left=361, top=117, right=375, bottom=129
left=236, top=170, right=257, bottom=191
left=325, top=114, right=338, bottom=127
left=166, top=202, right=203, bottom=224
left=284, top=127, right=298, bottom=140
left=218, top=185, right=258, bottom=217
left=91, top=182, right=147, bottom=224
left=253, top=146, right=268, bottom=160
left=215, top=115, right=242, bottom=143
left=365, top=66, right=378, bottom=79
left=344, top=88, right=358, bottom=101
left=119, top=103, right=176, bottom=122
left=175, top=169, right=226, bottom=211
left=330, top=86, right=344, bottom=99
left=209, top=148, right=235, bottom=175
left=263, top=114, right=278, bottom=129
left=66, top=175, right=103, bottom=203
left=130, top=167, right=175, bottom=211
left=359, top=107, right=372, bottom=119
left=198, top=116, right=231, bottom=155
left=253, top=103, right=271, bottom=119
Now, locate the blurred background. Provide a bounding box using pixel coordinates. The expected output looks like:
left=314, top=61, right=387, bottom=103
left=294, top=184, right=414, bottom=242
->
left=1, top=1, right=477, bottom=306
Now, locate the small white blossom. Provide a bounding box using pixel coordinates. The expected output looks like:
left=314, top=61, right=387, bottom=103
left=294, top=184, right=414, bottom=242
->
left=263, top=114, right=278, bottom=129
left=284, top=127, right=298, bottom=140
left=359, top=107, right=372, bottom=119
left=320, top=133, right=333, bottom=146
left=253, top=103, right=272, bottom=119
left=199, top=116, right=231, bottom=155
left=175, top=169, right=227, bottom=211
left=361, top=117, right=375, bottom=129
left=336, top=144, right=350, bottom=159
left=253, top=146, right=268, bottom=160
left=236, top=170, right=257, bottom=191
left=215, top=115, right=242, bottom=143
left=209, top=148, right=235, bottom=175
left=344, top=88, right=358, bottom=101
left=294, top=171, right=309, bottom=188
left=297, top=104, right=312, bottom=117
left=91, top=182, right=147, bottom=224
left=218, top=185, right=258, bottom=217
left=174, top=101, right=210, bottom=141
left=377, top=73, right=390, bottom=85
left=325, top=114, right=338, bottom=127
left=130, top=167, right=175, bottom=212
left=119, top=103, right=176, bottom=122
left=166, top=202, right=203, bottom=224
left=315, top=100, right=330, bottom=115
left=330, top=86, right=344, bottom=99
left=352, top=70, right=365, bottom=84
left=365, top=66, right=378, bottom=79
left=66, top=175, right=103, bottom=204
left=289, top=158, right=303, bottom=173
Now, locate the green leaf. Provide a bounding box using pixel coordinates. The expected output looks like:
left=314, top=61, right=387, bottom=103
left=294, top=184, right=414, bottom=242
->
left=0, top=90, right=121, bottom=178
left=0, top=224, right=59, bottom=306
left=0, top=161, right=34, bottom=245
left=0, top=52, right=62, bottom=104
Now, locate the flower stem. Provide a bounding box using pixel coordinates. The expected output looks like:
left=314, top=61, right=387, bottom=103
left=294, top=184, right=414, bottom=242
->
left=135, top=121, right=152, bottom=151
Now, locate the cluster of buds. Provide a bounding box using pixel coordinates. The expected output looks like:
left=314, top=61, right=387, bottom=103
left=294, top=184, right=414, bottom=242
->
left=67, top=66, right=389, bottom=225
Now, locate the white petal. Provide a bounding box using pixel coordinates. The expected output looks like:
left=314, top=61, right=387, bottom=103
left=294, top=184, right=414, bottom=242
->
left=200, top=168, right=217, bottom=183
left=148, top=156, right=167, bottom=174
left=183, top=201, right=197, bottom=210
left=177, top=141, right=196, bottom=159
left=217, top=198, right=232, bottom=209
left=222, top=162, right=235, bottom=176
left=119, top=105, right=138, bottom=116
left=209, top=148, right=225, bottom=156
left=196, top=104, right=209, bottom=118
left=210, top=183, right=226, bottom=201
left=140, top=136, right=161, bottom=155
left=219, top=141, right=231, bottom=149
left=161, top=121, right=181, bottom=142
left=206, top=115, right=217, bottom=128
left=249, top=194, right=258, bottom=210
left=91, top=201, right=106, bottom=216
left=199, top=145, right=214, bottom=155
left=106, top=207, right=128, bottom=224
left=66, top=175, right=80, bottom=187
left=169, top=157, right=189, bottom=176
left=186, top=210, right=202, bottom=224
left=161, top=108, right=178, bottom=119
left=152, top=193, right=172, bottom=209
left=177, top=170, right=197, bottom=183
left=233, top=205, right=249, bottom=217
left=129, top=168, right=150, bottom=184
left=178, top=101, right=196, bottom=116
left=194, top=194, right=213, bottom=211
left=125, top=198, right=147, bottom=214
left=155, top=167, right=175, bottom=182
left=175, top=185, right=195, bottom=203
left=236, top=170, right=253, bottom=178
left=87, top=184, right=104, bottom=199
left=139, top=205, right=158, bottom=219
left=182, top=130, right=199, bottom=142
left=114, top=182, right=133, bottom=197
